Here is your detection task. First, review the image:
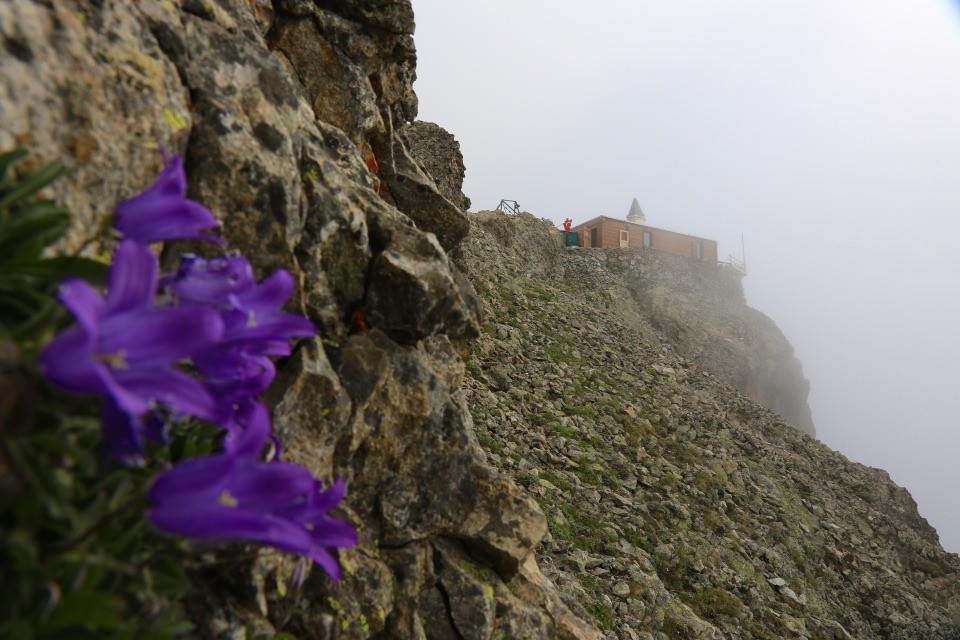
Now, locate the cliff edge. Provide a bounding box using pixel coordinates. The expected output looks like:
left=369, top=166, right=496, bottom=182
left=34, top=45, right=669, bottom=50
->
left=580, top=246, right=815, bottom=436
left=460, top=211, right=960, bottom=639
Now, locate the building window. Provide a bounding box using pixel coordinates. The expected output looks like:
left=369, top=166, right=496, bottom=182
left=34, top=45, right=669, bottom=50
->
left=642, top=230, right=652, bottom=247
left=693, top=240, right=704, bottom=260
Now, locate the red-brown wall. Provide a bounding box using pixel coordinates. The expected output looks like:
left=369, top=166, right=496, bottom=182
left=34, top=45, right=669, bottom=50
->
left=572, top=216, right=717, bottom=263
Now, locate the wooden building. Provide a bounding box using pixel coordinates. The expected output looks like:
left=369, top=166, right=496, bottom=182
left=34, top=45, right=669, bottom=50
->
left=570, top=214, right=718, bottom=264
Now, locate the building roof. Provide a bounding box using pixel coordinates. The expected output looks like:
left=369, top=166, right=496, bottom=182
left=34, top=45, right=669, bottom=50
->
left=627, top=198, right=645, bottom=223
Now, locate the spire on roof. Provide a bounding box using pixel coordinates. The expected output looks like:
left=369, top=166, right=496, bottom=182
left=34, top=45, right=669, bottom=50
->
left=627, top=198, right=646, bottom=224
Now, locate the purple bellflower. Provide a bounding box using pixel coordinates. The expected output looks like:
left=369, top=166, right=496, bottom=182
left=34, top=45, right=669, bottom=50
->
left=148, top=403, right=357, bottom=581
left=162, top=253, right=256, bottom=308
left=163, top=256, right=316, bottom=426
left=165, top=260, right=316, bottom=353
left=204, top=269, right=317, bottom=362
left=40, top=240, right=225, bottom=465
left=114, top=154, right=223, bottom=245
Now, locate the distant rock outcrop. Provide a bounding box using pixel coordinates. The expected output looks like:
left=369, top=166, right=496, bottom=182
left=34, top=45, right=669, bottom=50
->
left=400, top=120, right=472, bottom=211
left=459, top=211, right=960, bottom=639
left=601, top=248, right=816, bottom=436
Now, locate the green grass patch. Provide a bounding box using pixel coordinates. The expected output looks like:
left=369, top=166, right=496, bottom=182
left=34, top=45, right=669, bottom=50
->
left=567, top=405, right=596, bottom=419
left=546, top=501, right=620, bottom=553
left=586, top=434, right=609, bottom=451
left=475, top=431, right=502, bottom=453
left=587, top=601, right=615, bottom=631
left=682, top=588, right=745, bottom=621
left=537, top=470, right=572, bottom=492
left=514, top=472, right=537, bottom=488
left=544, top=344, right=579, bottom=364
left=549, top=422, right=578, bottom=439
left=621, top=525, right=654, bottom=554
left=571, top=459, right=621, bottom=489
left=465, top=359, right=483, bottom=378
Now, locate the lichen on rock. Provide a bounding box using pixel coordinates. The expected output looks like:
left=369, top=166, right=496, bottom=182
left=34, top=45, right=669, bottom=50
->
left=0, top=1, right=591, bottom=638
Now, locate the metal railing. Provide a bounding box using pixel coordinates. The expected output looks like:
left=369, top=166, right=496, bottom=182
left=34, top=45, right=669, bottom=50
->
left=720, top=254, right=747, bottom=275
left=496, top=199, right=520, bottom=215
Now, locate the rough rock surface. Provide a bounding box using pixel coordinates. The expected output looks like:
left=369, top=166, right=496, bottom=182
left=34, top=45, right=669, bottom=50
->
left=592, top=247, right=815, bottom=436
left=458, top=210, right=816, bottom=438
left=400, top=120, right=471, bottom=211
left=7, top=2, right=960, bottom=639
left=0, top=1, right=594, bottom=638
left=460, top=211, right=960, bottom=639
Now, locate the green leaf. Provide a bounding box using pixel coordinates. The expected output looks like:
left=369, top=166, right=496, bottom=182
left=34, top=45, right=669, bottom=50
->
left=0, top=256, right=108, bottom=284
left=3, top=529, right=40, bottom=572
left=0, top=148, right=29, bottom=185
left=138, top=620, right=195, bottom=640
left=27, top=431, right=92, bottom=467
left=40, top=590, right=124, bottom=631
left=8, top=299, right=57, bottom=340
left=0, top=204, right=70, bottom=259
left=0, top=160, right=65, bottom=212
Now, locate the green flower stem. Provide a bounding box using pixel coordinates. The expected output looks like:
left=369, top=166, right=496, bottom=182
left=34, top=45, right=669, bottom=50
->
left=41, top=497, right=149, bottom=569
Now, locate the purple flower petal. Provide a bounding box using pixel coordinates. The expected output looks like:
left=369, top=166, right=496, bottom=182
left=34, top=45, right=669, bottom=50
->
left=39, top=327, right=105, bottom=394
left=149, top=504, right=316, bottom=552
left=101, top=396, right=146, bottom=467
left=306, top=518, right=359, bottom=549
left=223, top=401, right=272, bottom=457
left=113, top=155, right=222, bottom=245
left=118, top=367, right=217, bottom=420
left=309, top=548, right=342, bottom=582
left=194, top=349, right=274, bottom=384
left=58, top=279, right=104, bottom=337
left=224, top=314, right=317, bottom=345
left=98, top=366, right=152, bottom=416
left=114, top=198, right=223, bottom=245
left=198, top=352, right=276, bottom=426
left=276, top=479, right=351, bottom=529
left=164, top=254, right=255, bottom=307
left=235, top=270, right=295, bottom=312
left=99, top=306, right=223, bottom=369
left=150, top=153, right=188, bottom=198
left=43, top=238, right=227, bottom=465
left=223, top=464, right=316, bottom=511
left=105, top=240, right=158, bottom=314
left=310, top=478, right=347, bottom=514
left=148, top=439, right=356, bottom=580
left=149, top=455, right=235, bottom=502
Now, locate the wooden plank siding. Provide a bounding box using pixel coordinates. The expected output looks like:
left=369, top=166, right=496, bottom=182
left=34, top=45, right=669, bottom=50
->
left=571, top=215, right=718, bottom=264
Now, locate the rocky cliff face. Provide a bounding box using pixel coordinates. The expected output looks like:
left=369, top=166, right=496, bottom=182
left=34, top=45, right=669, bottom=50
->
left=5, top=2, right=960, bottom=640
left=460, top=211, right=960, bottom=639
left=584, top=247, right=815, bottom=436
left=400, top=120, right=471, bottom=212
left=1, top=1, right=596, bottom=638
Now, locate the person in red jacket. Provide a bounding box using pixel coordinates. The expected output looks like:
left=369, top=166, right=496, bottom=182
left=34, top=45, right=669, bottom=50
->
left=561, top=219, right=574, bottom=247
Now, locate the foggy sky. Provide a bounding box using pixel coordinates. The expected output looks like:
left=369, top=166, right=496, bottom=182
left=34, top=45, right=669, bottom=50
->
left=411, top=1, right=960, bottom=552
